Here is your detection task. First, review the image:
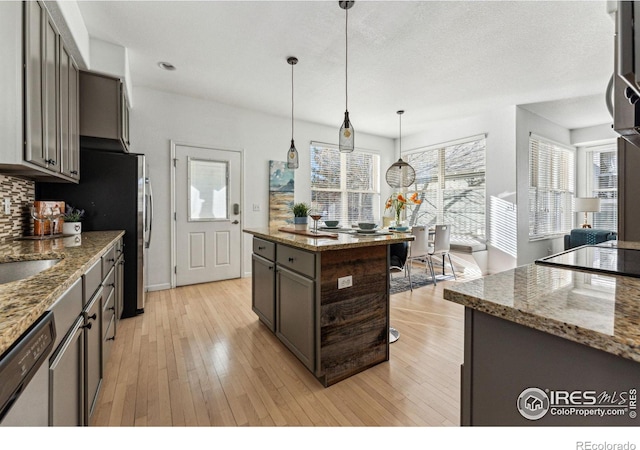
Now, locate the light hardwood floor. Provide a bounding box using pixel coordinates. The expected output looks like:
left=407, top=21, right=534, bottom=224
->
left=91, top=271, right=468, bottom=427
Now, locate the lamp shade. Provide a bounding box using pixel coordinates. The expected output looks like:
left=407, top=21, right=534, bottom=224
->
left=574, top=197, right=601, bottom=212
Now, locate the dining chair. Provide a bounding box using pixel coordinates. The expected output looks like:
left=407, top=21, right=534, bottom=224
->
left=426, top=224, right=457, bottom=285
left=389, top=241, right=411, bottom=291
left=406, top=225, right=430, bottom=285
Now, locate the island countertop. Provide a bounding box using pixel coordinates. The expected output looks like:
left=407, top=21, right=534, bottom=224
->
left=0, top=230, right=125, bottom=356
left=443, top=241, right=640, bottom=364
left=243, top=227, right=414, bottom=252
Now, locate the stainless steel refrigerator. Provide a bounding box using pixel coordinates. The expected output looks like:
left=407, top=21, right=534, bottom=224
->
left=36, top=148, right=153, bottom=318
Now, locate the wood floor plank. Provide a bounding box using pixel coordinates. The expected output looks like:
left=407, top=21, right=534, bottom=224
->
left=92, top=273, right=472, bottom=426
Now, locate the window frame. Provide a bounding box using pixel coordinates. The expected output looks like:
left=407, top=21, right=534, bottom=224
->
left=403, top=134, right=486, bottom=240
left=528, top=134, right=575, bottom=241
left=310, top=142, right=381, bottom=225
left=584, top=143, right=617, bottom=232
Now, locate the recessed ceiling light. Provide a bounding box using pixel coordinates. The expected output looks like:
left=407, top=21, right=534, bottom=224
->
left=158, top=62, right=176, bottom=71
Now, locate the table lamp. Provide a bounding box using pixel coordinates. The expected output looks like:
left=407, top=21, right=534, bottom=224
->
left=574, top=197, right=601, bottom=229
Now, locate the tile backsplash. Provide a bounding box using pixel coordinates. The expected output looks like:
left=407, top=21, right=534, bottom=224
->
left=0, top=174, right=35, bottom=241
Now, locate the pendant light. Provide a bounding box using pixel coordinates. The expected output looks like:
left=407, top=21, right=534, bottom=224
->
left=385, top=110, right=416, bottom=188
left=286, top=56, right=299, bottom=169
left=339, top=1, right=355, bottom=153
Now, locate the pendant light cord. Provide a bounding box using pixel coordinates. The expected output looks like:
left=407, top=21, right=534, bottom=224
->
left=345, top=6, right=348, bottom=111
left=399, top=113, right=402, bottom=159
left=291, top=61, right=294, bottom=140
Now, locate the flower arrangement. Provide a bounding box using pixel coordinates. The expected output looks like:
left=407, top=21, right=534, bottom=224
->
left=63, top=205, right=85, bottom=222
left=385, top=192, right=422, bottom=224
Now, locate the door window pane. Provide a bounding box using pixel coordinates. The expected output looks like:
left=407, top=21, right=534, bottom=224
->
left=188, top=158, right=228, bottom=221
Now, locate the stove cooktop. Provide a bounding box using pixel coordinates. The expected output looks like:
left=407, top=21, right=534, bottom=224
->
left=535, top=245, right=640, bottom=278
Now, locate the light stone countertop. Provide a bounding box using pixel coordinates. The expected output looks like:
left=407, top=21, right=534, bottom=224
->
left=244, top=227, right=414, bottom=252
left=443, top=240, right=640, bottom=363
left=0, top=230, right=125, bottom=356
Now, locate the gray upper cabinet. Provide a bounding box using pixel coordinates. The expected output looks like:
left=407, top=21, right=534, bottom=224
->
left=79, top=70, right=130, bottom=153
left=0, top=1, right=79, bottom=182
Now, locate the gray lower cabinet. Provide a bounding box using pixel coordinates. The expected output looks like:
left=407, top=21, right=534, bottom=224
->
left=46, top=239, right=123, bottom=426
left=49, top=316, right=84, bottom=426
left=84, top=286, right=102, bottom=423
left=275, top=264, right=315, bottom=372
left=251, top=254, right=275, bottom=331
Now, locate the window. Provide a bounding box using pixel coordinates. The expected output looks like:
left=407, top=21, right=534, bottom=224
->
left=586, top=144, right=617, bottom=231
left=310, top=143, right=380, bottom=225
left=528, top=134, right=575, bottom=240
left=404, top=136, right=486, bottom=239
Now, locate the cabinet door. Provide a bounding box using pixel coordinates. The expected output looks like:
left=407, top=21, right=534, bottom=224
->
left=120, top=84, right=130, bottom=151
left=115, top=255, right=124, bottom=326
left=49, top=317, right=84, bottom=426
left=59, top=42, right=79, bottom=179
left=252, top=254, right=275, bottom=331
left=24, top=1, right=45, bottom=166
left=84, top=288, right=102, bottom=423
left=43, top=12, right=59, bottom=171
left=276, top=266, right=315, bottom=371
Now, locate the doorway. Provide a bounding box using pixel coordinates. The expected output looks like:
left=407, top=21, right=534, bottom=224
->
left=171, top=142, right=242, bottom=287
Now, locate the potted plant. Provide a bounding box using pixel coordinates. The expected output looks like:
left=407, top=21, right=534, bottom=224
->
left=62, top=205, right=85, bottom=235
left=291, top=202, right=310, bottom=230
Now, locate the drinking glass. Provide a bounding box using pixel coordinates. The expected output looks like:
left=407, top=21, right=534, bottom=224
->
left=48, top=206, right=62, bottom=236
left=30, top=205, right=45, bottom=238
left=309, top=206, right=322, bottom=235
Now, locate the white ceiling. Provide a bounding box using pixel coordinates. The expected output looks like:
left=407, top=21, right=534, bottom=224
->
left=75, top=0, right=616, bottom=139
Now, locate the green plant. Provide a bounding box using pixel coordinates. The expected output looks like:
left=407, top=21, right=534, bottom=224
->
left=291, top=202, right=310, bottom=217
left=63, top=205, right=85, bottom=222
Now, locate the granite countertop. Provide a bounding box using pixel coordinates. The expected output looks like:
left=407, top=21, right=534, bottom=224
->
left=244, top=227, right=414, bottom=252
left=0, top=230, right=124, bottom=356
left=443, top=240, right=640, bottom=363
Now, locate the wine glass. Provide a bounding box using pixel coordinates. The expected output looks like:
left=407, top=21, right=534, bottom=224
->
left=309, top=205, right=323, bottom=235
left=30, top=205, right=45, bottom=238
left=48, top=206, right=62, bottom=237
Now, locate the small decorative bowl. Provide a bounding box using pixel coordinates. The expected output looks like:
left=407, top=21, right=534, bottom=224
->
left=358, top=222, right=377, bottom=230
left=395, top=226, right=409, bottom=232
left=324, top=220, right=339, bottom=227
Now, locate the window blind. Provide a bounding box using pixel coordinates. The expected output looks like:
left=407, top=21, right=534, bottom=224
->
left=405, top=136, right=486, bottom=239
left=310, top=143, right=380, bottom=225
left=589, top=146, right=617, bottom=232
left=528, top=135, right=575, bottom=240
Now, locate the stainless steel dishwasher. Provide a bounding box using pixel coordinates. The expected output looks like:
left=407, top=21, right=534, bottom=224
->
left=0, top=311, right=55, bottom=426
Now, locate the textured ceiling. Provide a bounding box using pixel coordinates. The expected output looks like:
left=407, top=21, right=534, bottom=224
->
left=76, top=0, right=615, bottom=138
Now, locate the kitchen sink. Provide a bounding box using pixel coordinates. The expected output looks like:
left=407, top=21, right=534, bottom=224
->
left=0, top=259, right=60, bottom=284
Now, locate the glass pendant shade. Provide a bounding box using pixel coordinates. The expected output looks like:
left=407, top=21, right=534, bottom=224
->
left=287, top=139, right=299, bottom=169
left=338, top=1, right=355, bottom=153
left=339, top=111, right=354, bottom=153
left=386, top=159, right=415, bottom=188
left=286, top=56, right=299, bottom=169
left=385, top=110, right=415, bottom=188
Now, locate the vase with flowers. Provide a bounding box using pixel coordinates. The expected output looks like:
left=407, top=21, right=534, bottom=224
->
left=385, top=192, right=422, bottom=226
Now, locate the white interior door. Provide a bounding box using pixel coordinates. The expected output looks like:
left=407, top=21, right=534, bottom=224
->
left=174, top=143, right=242, bottom=286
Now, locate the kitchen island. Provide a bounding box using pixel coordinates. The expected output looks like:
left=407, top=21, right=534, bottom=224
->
left=244, top=227, right=414, bottom=387
left=443, top=241, right=640, bottom=426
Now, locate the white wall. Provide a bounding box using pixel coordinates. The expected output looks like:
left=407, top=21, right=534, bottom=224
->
left=399, top=106, right=519, bottom=274
left=130, top=87, right=394, bottom=291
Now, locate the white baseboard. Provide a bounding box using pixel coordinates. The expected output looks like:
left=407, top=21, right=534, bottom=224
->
left=147, top=283, right=171, bottom=292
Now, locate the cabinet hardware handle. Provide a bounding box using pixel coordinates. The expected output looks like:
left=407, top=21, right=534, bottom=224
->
left=107, top=337, right=115, bottom=341
left=268, top=266, right=274, bottom=270
left=82, top=322, right=92, bottom=330
left=108, top=283, right=116, bottom=287
left=46, top=159, right=56, bottom=165
left=258, top=246, right=265, bottom=250
left=288, top=257, right=295, bottom=262
left=87, top=313, right=97, bottom=321
left=109, top=306, right=115, bottom=311
left=70, top=170, right=78, bottom=175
